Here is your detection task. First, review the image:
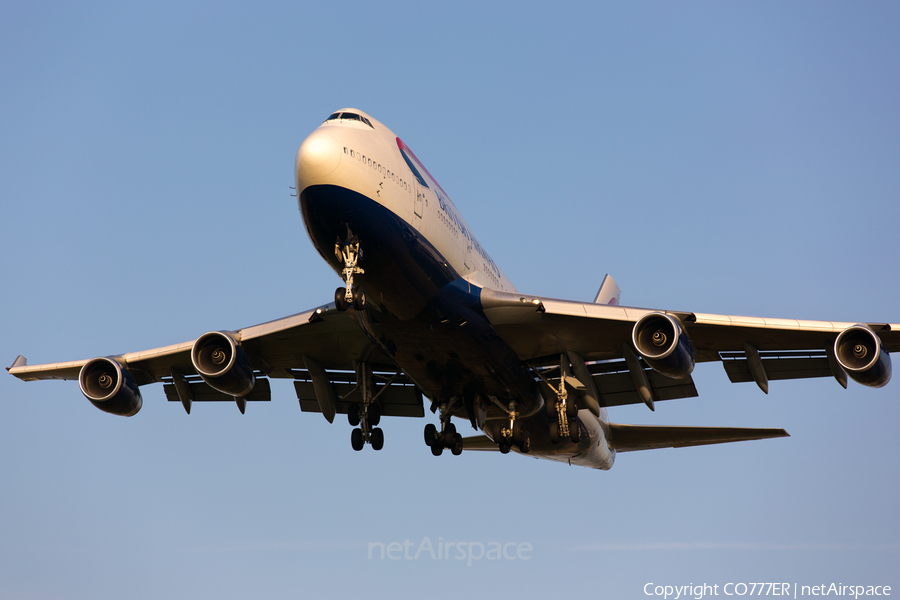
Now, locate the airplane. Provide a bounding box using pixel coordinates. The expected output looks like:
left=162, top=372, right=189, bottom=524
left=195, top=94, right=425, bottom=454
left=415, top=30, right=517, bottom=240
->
left=8, top=108, right=899, bottom=470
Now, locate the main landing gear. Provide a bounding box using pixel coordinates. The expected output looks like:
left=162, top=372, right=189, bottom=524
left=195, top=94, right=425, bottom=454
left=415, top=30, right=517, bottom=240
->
left=424, top=399, right=464, bottom=456
left=495, top=401, right=530, bottom=454
left=349, top=402, right=383, bottom=451
left=334, top=233, right=366, bottom=312
left=347, top=361, right=386, bottom=451
left=542, top=355, right=582, bottom=444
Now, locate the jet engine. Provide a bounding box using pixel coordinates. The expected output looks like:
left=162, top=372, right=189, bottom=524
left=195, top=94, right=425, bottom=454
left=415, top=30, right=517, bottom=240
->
left=191, top=331, right=255, bottom=396
left=78, top=357, right=143, bottom=416
left=631, top=312, right=695, bottom=379
left=834, top=324, right=892, bottom=388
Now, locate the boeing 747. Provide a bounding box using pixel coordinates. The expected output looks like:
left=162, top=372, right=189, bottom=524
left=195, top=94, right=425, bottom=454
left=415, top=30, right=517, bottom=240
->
left=9, top=109, right=898, bottom=469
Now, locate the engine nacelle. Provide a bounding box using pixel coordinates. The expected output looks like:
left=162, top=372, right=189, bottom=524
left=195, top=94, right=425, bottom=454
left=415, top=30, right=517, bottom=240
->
left=834, top=324, right=892, bottom=388
left=78, top=357, right=143, bottom=416
left=632, top=312, right=695, bottom=379
left=191, top=331, right=255, bottom=396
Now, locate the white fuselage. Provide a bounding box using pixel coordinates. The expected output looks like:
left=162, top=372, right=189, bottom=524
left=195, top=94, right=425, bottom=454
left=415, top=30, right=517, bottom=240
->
left=295, top=108, right=614, bottom=470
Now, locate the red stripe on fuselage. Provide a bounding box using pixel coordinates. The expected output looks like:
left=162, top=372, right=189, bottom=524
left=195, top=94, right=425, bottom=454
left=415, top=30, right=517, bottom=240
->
left=396, top=137, right=450, bottom=198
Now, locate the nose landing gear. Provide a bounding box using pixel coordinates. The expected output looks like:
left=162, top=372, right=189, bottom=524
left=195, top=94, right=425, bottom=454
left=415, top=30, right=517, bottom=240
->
left=334, top=232, right=366, bottom=312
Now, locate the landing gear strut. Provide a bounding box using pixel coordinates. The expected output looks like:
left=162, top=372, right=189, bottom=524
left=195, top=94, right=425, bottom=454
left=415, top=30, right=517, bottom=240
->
left=495, top=400, right=530, bottom=454
left=538, top=355, right=581, bottom=444
left=349, top=402, right=383, bottom=451
left=424, top=399, right=464, bottom=456
left=334, top=232, right=366, bottom=312
left=348, top=362, right=384, bottom=451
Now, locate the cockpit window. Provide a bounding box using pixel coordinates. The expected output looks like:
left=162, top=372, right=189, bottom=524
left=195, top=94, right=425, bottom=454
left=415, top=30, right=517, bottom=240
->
left=323, top=112, right=374, bottom=128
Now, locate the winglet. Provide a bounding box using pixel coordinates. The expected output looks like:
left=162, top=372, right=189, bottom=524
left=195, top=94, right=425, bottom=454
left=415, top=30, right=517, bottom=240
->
left=594, top=274, right=621, bottom=306
left=7, top=355, right=27, bottom=372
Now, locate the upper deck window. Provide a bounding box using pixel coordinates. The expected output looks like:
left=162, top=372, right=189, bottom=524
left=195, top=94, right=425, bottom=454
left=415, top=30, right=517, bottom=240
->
left=324, top=112, right=374, bottom=129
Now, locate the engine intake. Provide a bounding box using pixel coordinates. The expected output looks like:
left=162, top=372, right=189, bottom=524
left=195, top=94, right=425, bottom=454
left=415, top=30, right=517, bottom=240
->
left=632, top=312, right=695, bottom=379
left=191, top=331, right=255, bottom=396
left=834, top=324, right=891, bottom=388
left=78, top=357, right=143, bottom=416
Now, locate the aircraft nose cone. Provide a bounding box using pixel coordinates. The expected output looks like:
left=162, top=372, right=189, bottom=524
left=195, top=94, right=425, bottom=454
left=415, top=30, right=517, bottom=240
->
left=295, top=130, right=341, bottom=189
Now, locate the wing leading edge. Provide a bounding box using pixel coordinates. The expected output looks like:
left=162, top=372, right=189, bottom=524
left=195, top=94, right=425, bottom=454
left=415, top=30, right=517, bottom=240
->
left=8, top=301, right=424, bottom=418
left=478, top=286, right=899, bottom=392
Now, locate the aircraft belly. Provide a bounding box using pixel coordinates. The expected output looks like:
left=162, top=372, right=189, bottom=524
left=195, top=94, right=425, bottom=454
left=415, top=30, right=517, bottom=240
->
left=358, top=306, right=532, bottom=414
left=300, top=184, right=540, bottom=413
left=491, top=410, right=615, bottom=470
left=301, top=184, right=456, bottom=320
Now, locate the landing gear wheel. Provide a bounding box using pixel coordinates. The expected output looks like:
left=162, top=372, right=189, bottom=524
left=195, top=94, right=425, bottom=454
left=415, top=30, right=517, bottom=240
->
left=518, top=431, right=531, bottom=454
left=431, top=440, right=444, bottom=456
left=545, top=399, right=557, bottom=417
left=549, top=422, right=559, bottom=444
left=512, top=420, right=524, bottom=444
left=424, top=423, right=437, bottom=447
left=352, top=286, right=366, bottom=311
left=371, top=427, right=384, bottom=451
left=451, top=433, right=463, bottom=456
left=368, top=403, right=381, bottom=426
left=348, top=403, right=360, bottom=427
left=498, top=442, right=511, bottom=454
left=567, top=399, right=578, bottom=418
left=569, top=420, right=581, bottom=443
left=444, top=422, right=457, bottom=439
left=350, top=428, right=364, bottom=451
left=335, top=287, right=348, bottom=312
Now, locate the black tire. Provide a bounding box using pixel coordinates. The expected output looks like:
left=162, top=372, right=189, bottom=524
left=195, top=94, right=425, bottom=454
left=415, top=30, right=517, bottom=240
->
left=431, top=440, right=444, bottom=456
left=424, top=423, right=437, bottom=446
left=498, top=442, right=510, bottom=454
left=352, top=286, right=366, bottom=311
left=512, top=420, right=525, bottom=444
left=368, top=403, right=380, bottom=426
left=566, top=399, right=578, bottom=418
left=569, top=419, right=581, bottom=443
left=549, top=421, right=559, bottom=444
left=451, top=434, right=463, bottom=456
left=444, top=422, right=456, bottom=437
left=335, top=287, right=348, bottom=312
left=545, top=398, right=557, bottom=417
left=371, top=427, right=384, bottom=451
left=350, top=428, right=364, bottom=451
left=519, top=431, right=531, bottom=454
left=348, top=404, right=360, bottom=427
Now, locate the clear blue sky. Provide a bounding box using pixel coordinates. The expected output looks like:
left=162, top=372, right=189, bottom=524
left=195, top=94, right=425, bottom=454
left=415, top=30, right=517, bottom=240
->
left=2, top=2, right=899, bottom=598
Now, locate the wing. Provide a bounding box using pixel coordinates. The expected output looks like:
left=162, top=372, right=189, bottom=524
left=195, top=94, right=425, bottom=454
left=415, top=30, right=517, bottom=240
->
left=479, top=287, right=899, bottom=408
left=607, top=424, right=789, bottom=452
left=458, top=427, right=790, bottom=453
left=8, top=303, right=423, bottom=419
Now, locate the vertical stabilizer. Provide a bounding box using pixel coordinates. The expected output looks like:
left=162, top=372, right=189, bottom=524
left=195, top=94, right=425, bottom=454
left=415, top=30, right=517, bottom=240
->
left=594, top=274, right=621, bottom=305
